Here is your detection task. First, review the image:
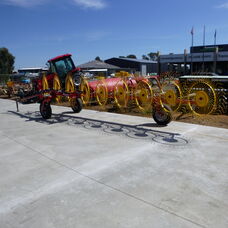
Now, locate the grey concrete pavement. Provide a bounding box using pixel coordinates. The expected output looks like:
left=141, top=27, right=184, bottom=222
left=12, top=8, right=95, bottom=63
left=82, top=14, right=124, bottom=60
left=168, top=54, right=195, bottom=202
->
left=0, top=98, right=227, bottom=228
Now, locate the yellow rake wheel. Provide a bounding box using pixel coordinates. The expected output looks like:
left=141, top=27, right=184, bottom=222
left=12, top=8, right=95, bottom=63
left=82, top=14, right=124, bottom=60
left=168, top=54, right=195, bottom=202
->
left=95, top=80, right=108, bottom=106
left=135, top=80, right=153, bottom=111
left=65, top=73, right=75, bottom=103
left=114, top=79, right=129, bottom=108
left=187, top=80, right=217, bottom=115
left=42, top=74, right=49, bottom=90
left=80, top=78, right=90, bottom=105
left=161, top=81, right=182, bottom=112
left=53, top=74, right=61, bottom=103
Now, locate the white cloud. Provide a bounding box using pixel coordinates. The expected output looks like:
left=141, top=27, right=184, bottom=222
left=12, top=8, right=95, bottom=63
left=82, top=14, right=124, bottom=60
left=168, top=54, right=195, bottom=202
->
left=1, top=0, right=48, bottom=7
left=216, top=2, right=228, bottom=9
left=0, top=0, right=107, bottom=9
left=73, top=0, right=107, bottom=9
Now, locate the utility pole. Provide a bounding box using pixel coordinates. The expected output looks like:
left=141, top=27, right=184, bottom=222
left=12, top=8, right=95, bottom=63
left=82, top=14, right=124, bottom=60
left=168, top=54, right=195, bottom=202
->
left=213, top=47, right=218, bottom=74
left=213, top=29, right=217, bottom=74
left=202, top=25, right=206, bottom=72
left=157, top=51, right=161, bottom=75
left=184, top=49, right=187, bottom=75
left=191, top=27, right=194, bottom=74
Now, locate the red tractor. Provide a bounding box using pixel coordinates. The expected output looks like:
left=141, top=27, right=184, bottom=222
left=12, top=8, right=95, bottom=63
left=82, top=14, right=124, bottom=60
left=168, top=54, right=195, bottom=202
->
left=18, top=54, right=83, bottom=119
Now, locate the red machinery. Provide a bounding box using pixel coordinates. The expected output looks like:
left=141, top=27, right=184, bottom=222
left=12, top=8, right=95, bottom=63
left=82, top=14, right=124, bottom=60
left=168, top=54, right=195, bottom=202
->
left=17, top=54, right=83, bottom=119
left=80, top=74, right=173, bottom=125
left=16, top=54, right=173, bottom=125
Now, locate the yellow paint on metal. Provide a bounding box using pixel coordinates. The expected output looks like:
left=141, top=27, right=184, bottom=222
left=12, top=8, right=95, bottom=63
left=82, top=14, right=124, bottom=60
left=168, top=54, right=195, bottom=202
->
left=114, top=79, right=129, bottom=108
left=80, top=78, right=90, bottom=105
left=139, top=88, right=148, bottom=102
left=195, top=90, right=209, bottom=107
left=65, top=73, right=75, bottom=103
left=42, top=74, right=49, bottom=90
left=161, top=81, right=182, bottom=112
left=53, top=74, right=61, bottom=103
left=95, top=80, right=108, bottom=106
left=115, top=71, right=130, bottom=78
left=65, top=73, right=75, bottom=93
left=187, top=80, right=217, bottom=115
left=135, top=80, right=153, bottom=111
left=7, top=81, right=14, bottom=88
left=165, top=90, right=176, bottom=106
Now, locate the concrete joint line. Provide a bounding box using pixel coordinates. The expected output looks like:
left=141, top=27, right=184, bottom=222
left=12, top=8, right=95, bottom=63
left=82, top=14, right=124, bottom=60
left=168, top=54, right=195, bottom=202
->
left=3, top=134, right=207, bottom=228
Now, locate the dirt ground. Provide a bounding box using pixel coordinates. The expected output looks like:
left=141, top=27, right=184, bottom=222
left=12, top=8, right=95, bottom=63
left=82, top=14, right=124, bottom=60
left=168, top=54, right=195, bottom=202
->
left=172, top=112, right=228, bottom=129
left=83, top=104, right=228, bottom=129
left=1, top=95, right=228, bottom=129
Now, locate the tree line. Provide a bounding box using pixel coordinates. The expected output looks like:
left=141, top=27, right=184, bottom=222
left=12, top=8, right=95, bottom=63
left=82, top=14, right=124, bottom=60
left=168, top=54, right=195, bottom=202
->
left=0, top=47, right=15, bottom=74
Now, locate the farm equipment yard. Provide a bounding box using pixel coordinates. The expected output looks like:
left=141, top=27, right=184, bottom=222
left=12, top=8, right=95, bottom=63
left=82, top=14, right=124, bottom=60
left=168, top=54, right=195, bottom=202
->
left=0, top=99, right=227, bottom=228
left=2, top=1, right=228, bottom=227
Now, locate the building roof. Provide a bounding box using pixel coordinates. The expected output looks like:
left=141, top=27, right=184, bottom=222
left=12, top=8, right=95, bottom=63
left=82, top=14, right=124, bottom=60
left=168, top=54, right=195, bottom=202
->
left=180, top=75, right=228, bottom=79
left=18, top=67, right=47, bottom=71
left=106, top=57, right=157, bottom=64
left=77, top=60, right=120, bottom=70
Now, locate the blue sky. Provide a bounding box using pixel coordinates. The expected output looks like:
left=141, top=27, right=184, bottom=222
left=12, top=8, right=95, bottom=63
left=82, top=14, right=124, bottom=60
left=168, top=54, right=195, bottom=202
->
left=0, top=0, right=228, bottom=69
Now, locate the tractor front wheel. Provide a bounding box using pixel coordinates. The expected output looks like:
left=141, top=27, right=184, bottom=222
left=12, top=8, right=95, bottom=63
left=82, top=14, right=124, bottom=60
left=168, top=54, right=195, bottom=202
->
left=71, top=98, right=83, bottom=113
left=40, top=100, right=52, bottom=119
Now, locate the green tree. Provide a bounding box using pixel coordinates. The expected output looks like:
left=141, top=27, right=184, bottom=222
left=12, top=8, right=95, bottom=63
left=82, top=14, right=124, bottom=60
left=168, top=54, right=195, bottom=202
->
left=147, top=52, right=158, bottom=61
left=95, top=56, right=102, bottom=61
left=0, top=48, right=15, bottom=74
left=126, top=54, right=137, bottom=59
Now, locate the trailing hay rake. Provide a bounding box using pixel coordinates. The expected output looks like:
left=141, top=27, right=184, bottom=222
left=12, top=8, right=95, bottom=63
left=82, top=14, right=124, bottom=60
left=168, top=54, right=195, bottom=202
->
left=79, top=73, right=224, bottom=119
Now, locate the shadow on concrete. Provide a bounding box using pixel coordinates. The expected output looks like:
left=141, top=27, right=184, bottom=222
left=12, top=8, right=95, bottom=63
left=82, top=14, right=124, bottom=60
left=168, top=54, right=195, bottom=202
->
left=8, top=110, right=188, bottom=146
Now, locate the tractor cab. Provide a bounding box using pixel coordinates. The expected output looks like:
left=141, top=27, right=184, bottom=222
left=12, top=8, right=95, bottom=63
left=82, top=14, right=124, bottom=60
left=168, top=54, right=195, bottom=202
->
left=45, top=54, right=81, bottom=89
left=48, top=54, right=75, bottom=78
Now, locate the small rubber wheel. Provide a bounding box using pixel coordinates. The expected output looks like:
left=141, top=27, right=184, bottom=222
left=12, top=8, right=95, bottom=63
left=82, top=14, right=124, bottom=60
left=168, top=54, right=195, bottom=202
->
left=40, top=101, right=52, bottom=119
left=71, top=98, right=83, bottom=113
left=153, top=105, right=172, bottom=126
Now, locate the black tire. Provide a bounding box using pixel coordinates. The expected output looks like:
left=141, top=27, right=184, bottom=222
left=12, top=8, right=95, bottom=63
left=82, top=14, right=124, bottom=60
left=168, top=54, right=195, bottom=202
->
left=71, top=98, right=83, bottom=113
left=40, top=101, right=52, bottom=119
left=152, top=105, right=172, bottom=126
